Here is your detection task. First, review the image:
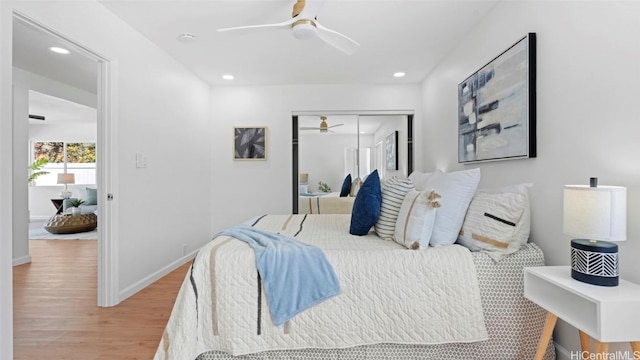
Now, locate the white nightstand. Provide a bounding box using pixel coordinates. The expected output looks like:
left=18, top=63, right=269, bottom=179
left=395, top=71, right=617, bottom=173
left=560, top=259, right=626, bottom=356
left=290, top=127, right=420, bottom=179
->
left=524, top=266, right=640, bottom=360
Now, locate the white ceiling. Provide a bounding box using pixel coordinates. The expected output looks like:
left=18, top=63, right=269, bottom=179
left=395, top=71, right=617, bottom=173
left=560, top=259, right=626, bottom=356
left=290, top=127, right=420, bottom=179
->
left=28, top=90, right=97, bottom=126
left=12, top=0, right=499, bottom=123
left=98, top=0, right=499, bottom=86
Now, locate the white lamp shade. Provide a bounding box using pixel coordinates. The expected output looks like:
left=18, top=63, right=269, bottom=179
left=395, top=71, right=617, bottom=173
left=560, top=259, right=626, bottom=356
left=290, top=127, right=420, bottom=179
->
left=57, top=173, right=75, bottom=185
left=563, top=185, right=627, bottom=241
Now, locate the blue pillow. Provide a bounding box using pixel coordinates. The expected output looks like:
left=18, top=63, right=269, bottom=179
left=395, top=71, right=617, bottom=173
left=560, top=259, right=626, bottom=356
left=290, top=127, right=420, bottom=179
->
left=85, top=187, right=97, bottom=205
left=349, top=170, right=382, bottom=235
left=339, top=174, right=352, bottom=197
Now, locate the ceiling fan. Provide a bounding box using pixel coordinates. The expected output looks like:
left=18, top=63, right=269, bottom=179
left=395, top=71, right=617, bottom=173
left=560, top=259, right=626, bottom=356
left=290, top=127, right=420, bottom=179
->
left=301, top=116, right=344, bottom=133
left=217, top=0, right=360, bottom=55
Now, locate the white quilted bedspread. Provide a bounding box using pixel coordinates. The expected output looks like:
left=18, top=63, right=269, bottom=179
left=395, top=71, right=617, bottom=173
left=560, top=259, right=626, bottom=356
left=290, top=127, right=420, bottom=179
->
left=155, top=214, right=488, bottom=359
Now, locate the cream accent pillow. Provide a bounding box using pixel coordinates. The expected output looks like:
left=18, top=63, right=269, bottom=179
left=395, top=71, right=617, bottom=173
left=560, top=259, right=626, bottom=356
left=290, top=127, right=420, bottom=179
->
left=393, top=190, right=441, bottom=249
left=457, top=183, right=532, bottom=261
left=422, top=168, right=481, bottom=246
left=408, top=170, right=434, bottom=191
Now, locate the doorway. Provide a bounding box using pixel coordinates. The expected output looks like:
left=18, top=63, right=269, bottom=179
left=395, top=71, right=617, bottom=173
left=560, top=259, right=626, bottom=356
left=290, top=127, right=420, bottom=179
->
left=12, top=12, right=115, bottom=308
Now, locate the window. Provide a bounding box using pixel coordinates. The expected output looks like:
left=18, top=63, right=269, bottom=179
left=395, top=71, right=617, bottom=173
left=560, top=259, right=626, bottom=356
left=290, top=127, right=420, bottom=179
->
left=31, top=141, right=96, bottom=186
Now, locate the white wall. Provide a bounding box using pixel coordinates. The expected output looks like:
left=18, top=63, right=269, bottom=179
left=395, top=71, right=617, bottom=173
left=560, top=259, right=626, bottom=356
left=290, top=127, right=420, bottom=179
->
left=300, top=133, right=358, bottom=192
left=12, top=85, right=30, bottom=267
left=3, top=0, right=213, bottom=310
left=210, top=84, right=422, bottom=231
left=420, top=1, right=640, bottom=356
left=0, top=2, right=14, bottom=357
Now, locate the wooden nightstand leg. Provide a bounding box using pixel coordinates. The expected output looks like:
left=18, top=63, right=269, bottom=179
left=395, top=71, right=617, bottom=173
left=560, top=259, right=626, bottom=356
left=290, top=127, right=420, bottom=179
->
left=593, top=340, right=608, bottom=357
left=579, top=331, right=591, bottom=359
left=534, top=312, right=558, bottom=360
left=630, top=342, right=640, bottom=360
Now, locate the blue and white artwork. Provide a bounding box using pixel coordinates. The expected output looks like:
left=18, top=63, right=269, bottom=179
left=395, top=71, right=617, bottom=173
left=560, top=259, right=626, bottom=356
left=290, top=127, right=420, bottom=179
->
left=458, top=33, right=536, bottom=163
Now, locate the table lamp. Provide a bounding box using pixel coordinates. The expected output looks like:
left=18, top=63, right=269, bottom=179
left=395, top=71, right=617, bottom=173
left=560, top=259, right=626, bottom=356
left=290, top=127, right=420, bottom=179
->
left=57, top=173, right=75, bottom=199
left=299, top=173, right=309, bottom=194
left=563, top=178, right=627, bottom=286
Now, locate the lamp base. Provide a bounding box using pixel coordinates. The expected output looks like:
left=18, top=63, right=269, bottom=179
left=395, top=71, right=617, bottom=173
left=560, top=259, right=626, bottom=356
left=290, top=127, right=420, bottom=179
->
left=60, top=189, right=72, bottom=199
left=570, top=239, right=618, bottom=287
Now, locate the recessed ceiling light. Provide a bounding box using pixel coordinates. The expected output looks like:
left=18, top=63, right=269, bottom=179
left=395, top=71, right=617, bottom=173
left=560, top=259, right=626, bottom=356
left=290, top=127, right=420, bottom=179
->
left=222, top=74, right=235, bottom=81
left=49, top=46, right=70, bottom=55
left=178, top=33, right=196, bottom=43
left=393, top=72, right=406, bottom=78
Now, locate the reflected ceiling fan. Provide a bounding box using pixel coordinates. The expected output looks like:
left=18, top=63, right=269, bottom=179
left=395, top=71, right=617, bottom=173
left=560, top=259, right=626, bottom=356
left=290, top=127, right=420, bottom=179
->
left=301, top=116, right=344, bottom=133
left=217, top=0, right=360, bottom=55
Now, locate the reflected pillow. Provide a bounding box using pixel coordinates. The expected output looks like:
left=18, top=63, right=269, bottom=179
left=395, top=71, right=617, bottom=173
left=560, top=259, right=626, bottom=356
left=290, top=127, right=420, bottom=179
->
left=349, top=170, right=381, bottom=236
left=340, top=174, right=352, bottom=197
left=85, top=187, right=97, bottom=205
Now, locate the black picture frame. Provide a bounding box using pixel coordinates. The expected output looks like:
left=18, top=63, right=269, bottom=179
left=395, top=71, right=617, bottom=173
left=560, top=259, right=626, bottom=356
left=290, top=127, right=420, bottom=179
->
left=385, top=130, right=398, bottom=171
left=234, top=127, right=267, bottom=160
left=458, top=33, right=536, bottom=163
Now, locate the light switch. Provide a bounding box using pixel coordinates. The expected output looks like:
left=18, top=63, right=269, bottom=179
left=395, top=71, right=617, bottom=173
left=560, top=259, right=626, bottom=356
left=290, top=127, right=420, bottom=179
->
left=136, top=153, right=147, bottom=168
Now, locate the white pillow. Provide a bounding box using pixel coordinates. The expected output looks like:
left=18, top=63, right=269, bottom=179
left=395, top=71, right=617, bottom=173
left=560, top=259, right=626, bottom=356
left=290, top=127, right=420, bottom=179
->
left=408, top=170, right=434, bottom=191
left=457, top=183, right=532, bottom=261
left=349, top=178, right=362, bottom=197
left=393, top=190, right=441, bottom=249
left=374, top=176, right=414, bottom=240
left=422, top=168, right=481, bottom=246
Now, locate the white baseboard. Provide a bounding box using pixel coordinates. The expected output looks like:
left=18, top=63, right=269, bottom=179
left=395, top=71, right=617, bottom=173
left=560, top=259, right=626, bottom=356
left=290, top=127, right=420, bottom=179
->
left=13, top=255, right=31, bottom=266
left=118, top=250, right=198, bottom=302
left=555, top=341, right=571, bottom=360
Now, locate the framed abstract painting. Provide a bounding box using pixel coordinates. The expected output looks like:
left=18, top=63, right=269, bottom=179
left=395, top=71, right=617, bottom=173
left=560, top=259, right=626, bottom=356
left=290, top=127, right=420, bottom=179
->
left=458, top=33, right=536, bottom=163
left=385, top=131, right=398, bottom=171
left=234, top=127, right=267, bottom=160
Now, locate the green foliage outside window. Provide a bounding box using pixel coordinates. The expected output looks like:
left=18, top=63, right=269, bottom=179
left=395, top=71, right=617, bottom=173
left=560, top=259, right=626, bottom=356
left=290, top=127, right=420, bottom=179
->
left=33, top=142, right=96, bottom=163
left=67, top=143, right=96, bottom=163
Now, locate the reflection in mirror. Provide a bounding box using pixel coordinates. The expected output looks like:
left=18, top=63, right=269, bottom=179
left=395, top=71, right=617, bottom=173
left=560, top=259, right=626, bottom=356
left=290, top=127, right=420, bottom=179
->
left=293, top=113, right=413, bottom=213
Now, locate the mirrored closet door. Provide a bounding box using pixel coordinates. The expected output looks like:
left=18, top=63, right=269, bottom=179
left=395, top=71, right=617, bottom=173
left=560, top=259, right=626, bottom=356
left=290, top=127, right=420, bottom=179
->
left=292, top=113, right=413, bottom=213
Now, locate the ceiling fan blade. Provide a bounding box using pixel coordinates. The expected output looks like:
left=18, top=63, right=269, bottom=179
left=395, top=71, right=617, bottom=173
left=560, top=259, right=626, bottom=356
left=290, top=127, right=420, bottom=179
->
left=217, top=17, right=296, bottom=34
left=315, top=22, right=360, bottom=55
left=298, top=0, right=326, bottom=19
left=327, top=123, right=344, bottom=128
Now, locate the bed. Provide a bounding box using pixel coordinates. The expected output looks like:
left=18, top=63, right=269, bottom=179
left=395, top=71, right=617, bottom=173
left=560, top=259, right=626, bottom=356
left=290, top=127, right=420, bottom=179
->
left=299, top=192, right=355, bottom=214
left=155, top=213, right=555, bottom=360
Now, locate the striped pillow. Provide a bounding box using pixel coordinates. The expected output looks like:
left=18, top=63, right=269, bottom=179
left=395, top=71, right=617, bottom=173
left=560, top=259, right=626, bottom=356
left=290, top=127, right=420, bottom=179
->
left=374, top=177, right=414, bottom=240
left=393, top=190, right=441, bottom=249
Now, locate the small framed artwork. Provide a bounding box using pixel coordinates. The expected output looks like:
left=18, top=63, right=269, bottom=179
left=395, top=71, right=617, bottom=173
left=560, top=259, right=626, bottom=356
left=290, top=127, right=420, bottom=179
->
left=385, top=131, right=398, bottom=171
left=233, top=127, right=267, bottom=160
left=458, top=32, right=536, bottom=163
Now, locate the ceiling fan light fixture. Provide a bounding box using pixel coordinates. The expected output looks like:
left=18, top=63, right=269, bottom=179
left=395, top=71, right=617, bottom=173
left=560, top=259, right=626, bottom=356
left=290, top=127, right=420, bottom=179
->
left=292, top=20, right=317, bottom=40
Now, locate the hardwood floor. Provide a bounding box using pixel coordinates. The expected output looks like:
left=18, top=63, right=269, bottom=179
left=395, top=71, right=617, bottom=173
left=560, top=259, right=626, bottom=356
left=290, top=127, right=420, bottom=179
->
left=13, top=240, right=191, bottom=360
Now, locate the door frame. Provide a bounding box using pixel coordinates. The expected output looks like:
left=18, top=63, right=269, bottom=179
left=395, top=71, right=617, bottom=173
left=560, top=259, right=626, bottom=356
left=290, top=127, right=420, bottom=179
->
left=292, top=110, right=414, bottom=213
left=12, top=11, right=119, bottom=307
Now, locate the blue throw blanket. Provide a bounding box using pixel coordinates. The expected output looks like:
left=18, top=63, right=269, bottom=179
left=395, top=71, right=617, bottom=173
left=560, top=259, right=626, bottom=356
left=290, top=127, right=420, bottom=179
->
left=219, top=224, right=340, bottom=326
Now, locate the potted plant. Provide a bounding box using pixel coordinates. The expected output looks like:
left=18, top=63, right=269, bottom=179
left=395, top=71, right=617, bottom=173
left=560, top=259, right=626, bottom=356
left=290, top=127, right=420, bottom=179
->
left=69, top=199, right=85, bottom=215
left=318, top=181, right=331, bottom=193
left=28, top=157, right=49, bottom=184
